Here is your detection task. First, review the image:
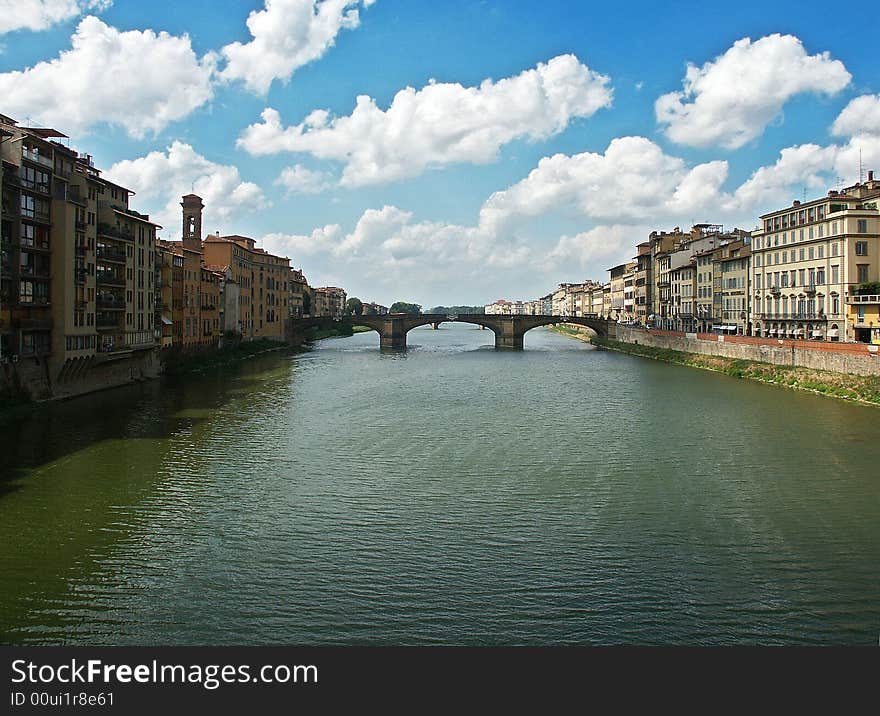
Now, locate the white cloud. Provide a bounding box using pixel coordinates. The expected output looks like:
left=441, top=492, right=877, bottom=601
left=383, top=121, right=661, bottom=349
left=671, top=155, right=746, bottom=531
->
left=105, top=141, right=270, bottom=238
left=0, top=16, right=214, bottom=137
left=263, top=224, right=343, bottom=256
left=832, top=94, right=880, bottom=137
left=0, top=0, right=110, bottom=35
left=218, top=0, right=374, bottom=94
left=275, top=164, right=334, bottom=195
left=656, top=34, right=851, bottom=149
left=237, top=54, right=613, bottom=186
left=477, top=136, right=729, bottom=236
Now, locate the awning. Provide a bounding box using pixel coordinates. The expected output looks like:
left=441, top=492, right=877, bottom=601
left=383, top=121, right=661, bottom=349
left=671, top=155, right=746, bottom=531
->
left=794, top=329, right=804, bottom=336
left=768, top=328, right=777, bottom=335
left=828, top=329, right=839, bottom=337
left=811, top=330, right=823, bottom=337
left=161, top=316, right=173, bottom=325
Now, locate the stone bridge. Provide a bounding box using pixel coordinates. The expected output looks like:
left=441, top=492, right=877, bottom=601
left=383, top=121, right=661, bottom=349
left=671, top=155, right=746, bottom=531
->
left=287, top=313, right=615, bottom=350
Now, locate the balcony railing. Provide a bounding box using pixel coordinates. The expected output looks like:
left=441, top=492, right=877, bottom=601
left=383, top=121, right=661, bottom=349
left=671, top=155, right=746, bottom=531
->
left=96, top=320, right=123, bottom=331
left=96, top=247, right=127, bottom=263
left=97, top=223, right=133, bottom=241
left=754, top=312, right=825, bottom=320
left=97, top=298, right=125, bottom=311
left=96, top=273, right=125, bottom=287
left=75, top=244, right=87, bottom=257
left=21, top=148, right=53, bottom=168
left=75, top=219, right=87, bottom=230
left=848, top=294, right=880, bottom=304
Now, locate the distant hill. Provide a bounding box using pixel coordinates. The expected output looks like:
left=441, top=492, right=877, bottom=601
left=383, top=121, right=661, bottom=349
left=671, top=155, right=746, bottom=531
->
left=428, top=305, right=485, bottom=314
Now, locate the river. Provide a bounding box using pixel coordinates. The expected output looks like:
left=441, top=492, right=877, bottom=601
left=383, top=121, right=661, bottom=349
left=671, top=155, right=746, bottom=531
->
left=0, top=323, right=877, bottom=644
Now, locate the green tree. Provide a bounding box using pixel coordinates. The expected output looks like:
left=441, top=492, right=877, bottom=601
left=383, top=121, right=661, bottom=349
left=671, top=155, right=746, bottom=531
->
left=363, top=304, right=378, bottom=315
left=390, top=301, right=422, bottom=314
left=346, top=297, right=364, bottom=315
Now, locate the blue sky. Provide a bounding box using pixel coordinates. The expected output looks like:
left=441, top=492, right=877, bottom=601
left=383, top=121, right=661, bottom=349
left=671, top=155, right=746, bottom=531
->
left=2, top=1, right=879, bottom=306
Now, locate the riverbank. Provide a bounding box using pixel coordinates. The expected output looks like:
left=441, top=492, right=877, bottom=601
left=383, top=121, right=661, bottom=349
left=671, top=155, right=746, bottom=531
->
left=593, top=336, right=880, bottom=407
left=549, top=324, right=593, bottom=342
left=139, top=339, right=291, bottom=377
left=304, top=324, right=373, bottom=341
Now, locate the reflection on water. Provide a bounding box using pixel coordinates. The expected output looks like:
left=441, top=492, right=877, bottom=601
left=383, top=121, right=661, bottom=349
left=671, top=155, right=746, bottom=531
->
left=1, top=324, right=878, bottom=644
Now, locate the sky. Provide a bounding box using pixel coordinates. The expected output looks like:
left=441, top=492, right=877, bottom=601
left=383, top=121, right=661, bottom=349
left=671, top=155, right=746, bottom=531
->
left=2, top=0, right=879, bottom=307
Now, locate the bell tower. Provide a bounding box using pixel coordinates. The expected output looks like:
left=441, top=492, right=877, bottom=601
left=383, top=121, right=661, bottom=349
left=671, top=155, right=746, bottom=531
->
left=181, top=194, right=204, bottom=251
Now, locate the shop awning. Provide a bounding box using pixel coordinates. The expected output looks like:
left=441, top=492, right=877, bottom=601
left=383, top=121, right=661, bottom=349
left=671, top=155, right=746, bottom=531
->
left=828, top=328, right=839, bottom=337
left=768, top=328, right=777, bottom=335
left=161, top=316, right=173, bottom=325
left=811, top=330, right=823, bottom=337
left=794, top=329, right=804, bottom=336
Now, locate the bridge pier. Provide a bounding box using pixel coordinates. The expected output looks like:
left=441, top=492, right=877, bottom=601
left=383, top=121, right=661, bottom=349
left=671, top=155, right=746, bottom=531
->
left=432, top=322, right=440, bottom=330
left=379, top=318, right=407, bottom=350
left=494, top=319, right=524, bottom=350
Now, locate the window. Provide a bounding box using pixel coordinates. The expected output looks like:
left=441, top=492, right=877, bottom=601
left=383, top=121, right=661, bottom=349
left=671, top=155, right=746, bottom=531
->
left=857, top=265, right=869, bottom=283
left=831, top=265, right=839, bottom=284
left=857, top=219, right=868, bottom=233
left=832, top=297, right=840, bottom=315
left=855, top=241, right=868, bottom=256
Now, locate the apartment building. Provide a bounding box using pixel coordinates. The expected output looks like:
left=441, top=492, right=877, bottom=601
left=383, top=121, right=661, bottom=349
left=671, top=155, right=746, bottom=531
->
left=362, top=301, right=388, bottom=315
left=751, top=175, right=880, bottom=342
left=608, top=262, right=636, bottom=322
left=633, top=243, right=651, bottom=325
left=313, top=286, right=347, bottom=318
left=714, top=241, right=750, bottom=335
left=2, top=115, right=160, bottom=398
left=203, top=230, right=291, bottom=341
left=288, top=268, right=309, bottom=318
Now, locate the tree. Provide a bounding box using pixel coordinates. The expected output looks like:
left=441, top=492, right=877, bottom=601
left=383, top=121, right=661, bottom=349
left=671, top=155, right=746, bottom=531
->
left=346, top=297, right=363, bottom=316
left=390, top=301, right=422, bottom=314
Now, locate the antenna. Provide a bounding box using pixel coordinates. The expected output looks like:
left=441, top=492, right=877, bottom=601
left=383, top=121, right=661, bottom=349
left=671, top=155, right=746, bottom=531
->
left=858, top=147, right=864, bottom=184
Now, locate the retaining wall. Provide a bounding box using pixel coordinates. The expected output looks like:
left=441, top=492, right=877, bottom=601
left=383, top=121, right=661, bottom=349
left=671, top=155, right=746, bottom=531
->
left=613, top=326, right=880, bottom=376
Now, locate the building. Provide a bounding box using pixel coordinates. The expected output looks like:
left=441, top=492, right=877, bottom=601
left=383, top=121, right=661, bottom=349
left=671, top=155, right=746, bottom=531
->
left=1, top=114, right=160, bottom=399
left=288, top=268, right=309, bottom=318
left=751, top=175, right=880, bottom=342
left=714, top=240, right=751, bottom=335
left=633, top=243, right=651, bottom=325
left=608, top=263, right=636, bottom=322
left=362, top=301, right=388, bottom=315
left=313, top=286, right=347, bottom=318
left=203, top=232, right=291, bottom=341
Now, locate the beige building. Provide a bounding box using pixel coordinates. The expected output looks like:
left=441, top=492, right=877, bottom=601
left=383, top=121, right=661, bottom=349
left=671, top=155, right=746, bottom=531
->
left=751, top=175, right=880, bottom=342
left=1, top=115, right=159, bottom=398
left=203, top=232, right=291, bottom=341
left=313, top=286, right=347, bottom=318
left=633, top=243, right=651, bottom=325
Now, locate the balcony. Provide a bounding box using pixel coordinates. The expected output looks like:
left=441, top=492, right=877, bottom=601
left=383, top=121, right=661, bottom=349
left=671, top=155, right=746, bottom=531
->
left=96, top=298, right=125, bottom=311
left=75, top=219, right=87, bottom=230
left=21, top=148, right=53, bottom=169
left=96, top=318, right=123, bottom=331
left=804, top=284, right=817, bottom=295
left=96, top=273, right=125, bottom=287
left=755, top=312, right=825, bottom=321
left=769, top=285, right=781, bottom=294
left=848, top=294, right=880, bottom=304
left=97, top=223, right=133, bottom=241
left=75, top=244, right=87, bottom=257
left=96, top=246, right=126, bottom=264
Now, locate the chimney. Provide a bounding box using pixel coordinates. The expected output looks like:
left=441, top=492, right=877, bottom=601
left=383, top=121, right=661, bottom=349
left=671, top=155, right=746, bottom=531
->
left=869, top=170, right=875, bottom=182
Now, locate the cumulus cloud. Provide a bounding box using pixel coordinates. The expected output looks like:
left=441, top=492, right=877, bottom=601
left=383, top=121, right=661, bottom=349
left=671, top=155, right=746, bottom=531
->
left=275, top=164, right=334, bottom=195
left=478, top=136, right=729, bottom=236
left=0, top=0, right=111, bottom=35
left=105, top=141, right=270, bottom=238
left=0, top=16, right=214, bottom=137
left=237, top=54, right=613, bottom=186
left=656, top=34, right=851, bottom=149
left=831, top=94, right=880, bottom=137
left=218, top=0, right=374, bottom=94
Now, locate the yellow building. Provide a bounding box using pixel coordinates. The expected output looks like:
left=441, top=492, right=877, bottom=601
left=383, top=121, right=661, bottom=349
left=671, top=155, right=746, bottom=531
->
left=751, top=175, right=880, bottom=341
left=2, top=115, right=159, bottom=398
left=203, top=232, right=291, bottom=341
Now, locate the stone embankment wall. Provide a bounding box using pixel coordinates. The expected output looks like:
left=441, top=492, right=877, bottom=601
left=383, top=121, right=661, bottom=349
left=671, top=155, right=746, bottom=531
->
left=612, top=326, right=880, bottom=377
left=1, top=350, right=161, bottom=403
